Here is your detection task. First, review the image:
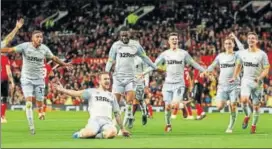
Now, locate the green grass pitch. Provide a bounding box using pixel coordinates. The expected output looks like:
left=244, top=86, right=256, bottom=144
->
left=2, top=111, right=272, bottom=148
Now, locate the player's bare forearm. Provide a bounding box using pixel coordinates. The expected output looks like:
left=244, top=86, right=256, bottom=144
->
left=6, top=65, right=14, bottom=84
left=1, top=47, right=16, bottom=53
left=258, top=67, right=270, bottom=80
left=51, top=56, right=67, bottom=66
left=105, top=60, right=113, bottom=72
left=232, top=64, right=242, bottom=79
left=114, top=112, right=124, bottom=130
left=4, top=28, right=20, bottom=45
left=190, top=61, right=205, bottom=72
left=57, top=87, right=84, bottom=97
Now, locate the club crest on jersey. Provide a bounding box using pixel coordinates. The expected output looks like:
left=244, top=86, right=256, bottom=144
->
left=167, top=60, right=183, bottom=64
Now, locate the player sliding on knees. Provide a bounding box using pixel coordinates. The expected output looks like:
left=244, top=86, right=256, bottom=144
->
left=206, top=36, right=243, bottom=133
left=230, top=32, right=270, bottom=134
left=105, top=26, right=156, bottom=129
left=54, top=72, right=130, bottom=139
left=139, top=32, right=206, bottom=132
left=1, top=30, right=72, bottom=135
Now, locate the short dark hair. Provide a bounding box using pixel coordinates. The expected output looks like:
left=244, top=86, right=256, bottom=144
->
left=119, top=26, right=130, bottom=32
left=167, top=32, right=178, bottom=39
left=32, top=30, right=43, bottom=36
left=247, top=32, right=258, bottom=39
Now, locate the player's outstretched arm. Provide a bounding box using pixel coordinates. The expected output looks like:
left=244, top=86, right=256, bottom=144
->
left=136, top=46, right=156, bottom=69
left=229, top=58, right=242, bottom=82
left=141, top=54, right=165, bottom=77
left=105, top=46, right=117, bottom=72
left=207, top=55, right=219, bottom=72
left=256, top=53, right=270, bottom=82
left=112, top=97, right=130, bottom=137
left=1, top=47, right=16, bottom=53
left=6, top=65, right=15, bottom=91
left=114, top=112, right=130, bottom=137
left=229, top=32, right=245, bottom=51
left=185, top=53, right=206, bottom=72
left=54, top=83, right=84, bottom=97
left=51, top=56, right=73, bottom=70
left=1, top=18, right=24, bottom=47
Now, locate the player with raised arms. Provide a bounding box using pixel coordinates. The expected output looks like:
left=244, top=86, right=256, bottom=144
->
left=1, top=18, right=24, bottom=123
left=206, top=35, right=242, bottom=133
left=139, top=32, right=206, bottom=132
left=1, top=30, right=72, bottom=135
left=230, top=32, right=270, bottom=133
left=54, top=72, right=130, bottom=139
left=105, top=26, right=156, bottom=128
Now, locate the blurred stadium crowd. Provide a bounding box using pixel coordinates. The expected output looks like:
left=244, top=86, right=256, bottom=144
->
left=1, top=0, right=272, bottom=107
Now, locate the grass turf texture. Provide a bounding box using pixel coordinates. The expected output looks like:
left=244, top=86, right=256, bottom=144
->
left=2, top=111, right=272, bottom=148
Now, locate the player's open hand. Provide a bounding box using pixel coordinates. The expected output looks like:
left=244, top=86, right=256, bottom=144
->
left=136, top=73, right=144, bottom=80
left=121, top=128, right=131, bottom=137
left=228, top=77, right=235, bottom=83
left=229, top=32, right=236, bottom=39
left=16, top=18, right=24, bottom=29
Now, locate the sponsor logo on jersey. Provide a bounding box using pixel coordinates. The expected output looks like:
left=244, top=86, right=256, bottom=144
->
left=220, top=63, right=235, bottom=68
left=167, top=60, right=183, bottom=64
left=95, top=96, right=110, bottom=102
left=244, top=62, right=259, bottom=67
left=27, top=56, right=43, bottom=62
left=120, top=53, right=134, bottom=58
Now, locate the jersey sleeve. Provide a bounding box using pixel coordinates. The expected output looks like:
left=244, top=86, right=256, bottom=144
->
left=136, top=44, right=156, bottom=69
left=81, top=89, right=94, bottom=102
left=185, top=52, right=205, bottom=72
left=207, top=55, right=220, bottom=72
left=154, top=53, right=165, bottom=66
left=262, top=52, right=270, bottom=69
left=14, top=42, right=28, bottom=53
left=111, top=94, right=120, bottom=113
left=44, top=45, right=54, bottom=59
left=235, top=52, right=243, bottom=65
left=105, top=44, right=117, bottom=72
left=142, top=53, right=165, bottom=75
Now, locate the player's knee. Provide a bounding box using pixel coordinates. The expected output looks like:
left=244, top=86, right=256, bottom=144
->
left=36, top=100, right=43, bottom=107
left=216, top=105, right=223, bottom=111
left=240, top=97, right=249, bottom=103
left=216, top=102, right=224, bottom=110
left=126, top=91, right=135, bottom=103
left=252, top=102, right=260, bottom=111
left=103, top=128, right=117, bottom=139
left=81, top=128, right=97, bottom=138
left=26, top=97, right=33, bottom=102
left=230, top=102, right=237, bottom=111
left=165, top=104, right=171, bottom=111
